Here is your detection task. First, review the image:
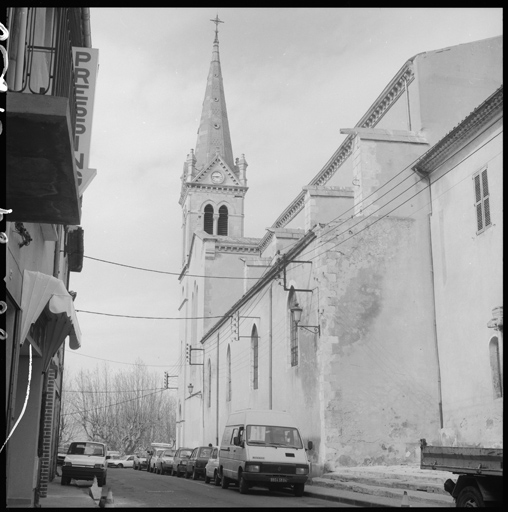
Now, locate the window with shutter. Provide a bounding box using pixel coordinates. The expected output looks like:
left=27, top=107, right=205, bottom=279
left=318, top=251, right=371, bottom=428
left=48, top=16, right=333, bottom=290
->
left=473, top=168, right=492, bottom=234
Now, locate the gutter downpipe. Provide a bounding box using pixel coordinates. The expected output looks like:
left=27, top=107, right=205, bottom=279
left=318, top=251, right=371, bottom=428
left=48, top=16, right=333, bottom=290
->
left=426, top=175, right=444, bottom=429
left=216, top=333, right=219, bottom=445
left=269, top=283, right=273, bottom=410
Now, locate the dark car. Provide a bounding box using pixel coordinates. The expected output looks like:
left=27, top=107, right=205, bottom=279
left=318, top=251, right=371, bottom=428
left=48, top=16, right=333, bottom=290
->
left=171, top=447, right=193, bottom=477
left=185, top=446, right=214, bottom=480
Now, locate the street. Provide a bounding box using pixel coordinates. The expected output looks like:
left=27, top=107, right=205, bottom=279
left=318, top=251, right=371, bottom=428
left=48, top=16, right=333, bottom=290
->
left=104, top=467, right=352, bottom=508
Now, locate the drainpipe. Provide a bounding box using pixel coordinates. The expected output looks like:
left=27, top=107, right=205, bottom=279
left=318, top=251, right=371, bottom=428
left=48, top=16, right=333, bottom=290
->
left=216, top=333, right=219, bottom=445
left=268, top=284, right=273, bottom=410
left=426, top=175, right=443, bottom=429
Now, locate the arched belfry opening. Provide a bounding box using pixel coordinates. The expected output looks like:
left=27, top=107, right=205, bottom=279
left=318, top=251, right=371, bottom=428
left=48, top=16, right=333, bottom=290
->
left=218, top=205, right=228, bottom=236
left=204, top=204, right=214, bottom=234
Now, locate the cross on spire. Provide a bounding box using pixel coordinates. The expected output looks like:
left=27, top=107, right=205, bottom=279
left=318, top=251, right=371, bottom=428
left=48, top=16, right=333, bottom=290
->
left=210, top=14, right=223, bottom=43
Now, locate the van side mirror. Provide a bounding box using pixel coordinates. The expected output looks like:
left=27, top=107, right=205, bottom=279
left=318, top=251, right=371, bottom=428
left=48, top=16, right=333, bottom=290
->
left=307, top=441, right=313, bottom=451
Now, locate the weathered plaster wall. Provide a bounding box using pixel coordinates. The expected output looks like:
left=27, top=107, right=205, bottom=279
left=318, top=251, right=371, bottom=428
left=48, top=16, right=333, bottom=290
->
left=314, top=216, right=442, bottom=468
left=429, top=120, right=503, bottom=448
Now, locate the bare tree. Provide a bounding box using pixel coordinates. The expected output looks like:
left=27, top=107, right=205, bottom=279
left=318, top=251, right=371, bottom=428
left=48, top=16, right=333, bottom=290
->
left=64, top=359, right=176, bottom=454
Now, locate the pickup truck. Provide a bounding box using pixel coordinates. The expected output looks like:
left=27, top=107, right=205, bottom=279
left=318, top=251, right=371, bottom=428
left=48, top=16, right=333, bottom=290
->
left=420, top=438, right=503, bottom=507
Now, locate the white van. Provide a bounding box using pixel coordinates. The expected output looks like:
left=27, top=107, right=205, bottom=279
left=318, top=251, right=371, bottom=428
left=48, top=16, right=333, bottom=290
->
left=219, top=409, right=312, bottom=496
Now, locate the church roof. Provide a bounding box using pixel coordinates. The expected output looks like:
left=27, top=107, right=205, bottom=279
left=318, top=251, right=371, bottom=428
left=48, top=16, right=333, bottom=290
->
left=194, top=16, right=235, bottom=172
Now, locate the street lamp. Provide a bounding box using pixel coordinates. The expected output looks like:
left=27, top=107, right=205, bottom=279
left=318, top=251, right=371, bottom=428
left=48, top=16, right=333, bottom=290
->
left=291, top=303, right=320, bottom=335
left=187, top=383, right=202, bottom=399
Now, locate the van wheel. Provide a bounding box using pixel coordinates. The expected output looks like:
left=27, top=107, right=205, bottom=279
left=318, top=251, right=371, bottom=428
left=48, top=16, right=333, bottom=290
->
left=239, top=473, right=249, bottom=494
left=293, top=483, right=305, bottom=497
left=214, top=470, right=221, bottom=486
left=221, top=473, right=230, bottom=489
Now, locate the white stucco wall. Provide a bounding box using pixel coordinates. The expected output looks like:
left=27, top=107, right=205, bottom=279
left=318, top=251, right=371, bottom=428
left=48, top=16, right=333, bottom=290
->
left=429, top=118, right=503, bottom=448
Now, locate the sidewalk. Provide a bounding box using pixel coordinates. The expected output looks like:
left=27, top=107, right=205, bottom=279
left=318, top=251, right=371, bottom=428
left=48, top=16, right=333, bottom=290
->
left=39, top=477, right=98, bottom=508
left=306, top=464, right=455, bottom=507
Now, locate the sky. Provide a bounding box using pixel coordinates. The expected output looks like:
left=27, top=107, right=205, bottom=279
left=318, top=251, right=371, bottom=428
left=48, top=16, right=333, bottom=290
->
left=65, top=8, right=503, bottom=385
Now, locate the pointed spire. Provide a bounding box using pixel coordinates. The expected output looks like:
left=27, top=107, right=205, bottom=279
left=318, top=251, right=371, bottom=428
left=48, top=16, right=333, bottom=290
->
left=194, top=16, right=235, bottom=172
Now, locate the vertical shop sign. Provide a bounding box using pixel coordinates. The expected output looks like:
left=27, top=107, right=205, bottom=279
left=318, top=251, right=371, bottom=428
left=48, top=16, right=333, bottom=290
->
left=72, top=47, right=99, bottom=196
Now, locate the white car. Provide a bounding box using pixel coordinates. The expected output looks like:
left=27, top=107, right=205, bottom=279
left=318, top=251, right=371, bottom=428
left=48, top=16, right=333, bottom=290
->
left=108, top=455, right=135, bottom=468
left=148, top=449, right=165, bottom=473
left=204, top=446, right=220, bottom=485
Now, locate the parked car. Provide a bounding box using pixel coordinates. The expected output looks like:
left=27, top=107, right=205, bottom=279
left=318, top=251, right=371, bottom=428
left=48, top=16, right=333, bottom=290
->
left=186, top=446, right=214, bottom=480
left=157, top=449, right=176, bottom=475
left=108, top=455, right=135, bottom=468
left=204, top=446, right=220, bottom=485
left=61, top=441, right=108, bottom=487
left=171, top=447, right=193, bottom=477
left=148, top=448, right=165, bottom=473
left=133, top=451, right=149, bottom=471
left=106, top=454, right=121, bottom=467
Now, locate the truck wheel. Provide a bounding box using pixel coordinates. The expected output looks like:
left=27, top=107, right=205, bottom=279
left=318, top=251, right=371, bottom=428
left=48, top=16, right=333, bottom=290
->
left=239, top=472, right=249, bottom=494
left=293, top=483, right=305, bottom=497
left=456, top=486, right=484, bottom=507
left=214, top=470, right=221, bottom=486
left=221, top=473, right=230, bottom=489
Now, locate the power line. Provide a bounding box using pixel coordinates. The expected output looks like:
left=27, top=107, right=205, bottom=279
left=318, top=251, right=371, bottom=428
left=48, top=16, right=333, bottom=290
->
left=65, top=351, right=184, bottom=369
left=75, top=309, right=231, bottom=320
left=83, top=255, right=259, bottom=279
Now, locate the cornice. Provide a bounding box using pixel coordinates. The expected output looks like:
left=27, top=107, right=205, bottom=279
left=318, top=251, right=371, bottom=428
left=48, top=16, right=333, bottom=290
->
left=257, top=62, right=415, bottom=254
left=179, top=182, right=248, bottom=206
left=413, top=86, right=503, bottom=175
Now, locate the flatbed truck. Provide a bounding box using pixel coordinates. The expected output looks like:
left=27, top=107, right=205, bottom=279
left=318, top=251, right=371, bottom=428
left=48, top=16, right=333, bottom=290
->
left=420, top=438, right=503, bottom=507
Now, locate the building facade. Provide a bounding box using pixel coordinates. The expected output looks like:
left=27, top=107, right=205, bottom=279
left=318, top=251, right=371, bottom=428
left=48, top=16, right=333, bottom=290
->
left=4, top=8, right=97, bottom=507
left=176, top=27, right=502, bottom=475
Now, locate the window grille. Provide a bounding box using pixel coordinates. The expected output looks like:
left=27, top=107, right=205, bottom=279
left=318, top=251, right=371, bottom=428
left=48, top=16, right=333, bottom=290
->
left=474, top=168, right=491, bottom=233
left=204, top=205, right=214, bottom=234
left=218, top=206, right=228, bottom=236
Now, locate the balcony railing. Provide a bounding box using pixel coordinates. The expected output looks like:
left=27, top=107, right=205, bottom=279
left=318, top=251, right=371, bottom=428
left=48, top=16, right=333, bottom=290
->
left=11, top=7, right=83, bottom=138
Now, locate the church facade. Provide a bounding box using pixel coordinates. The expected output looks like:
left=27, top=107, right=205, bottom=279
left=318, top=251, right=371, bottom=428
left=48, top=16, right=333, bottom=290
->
left=176, top=23, right=503, bottom=474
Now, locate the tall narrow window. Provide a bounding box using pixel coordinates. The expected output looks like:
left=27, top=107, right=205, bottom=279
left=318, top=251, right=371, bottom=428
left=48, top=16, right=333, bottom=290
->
left=204, top=204, right=214, bottom=234
left=226, top=345, right=231, bottom=402
left=252, top=325, right=259, bottom=390
left=207, top=359, right=212, bottom=408
left=288, top=288, right=299, bottom=367
left=489, top=337, right=503, bottom=398
left=218, top=206, right=228, bottom=236
left=474, top=168, right=491, bottom=233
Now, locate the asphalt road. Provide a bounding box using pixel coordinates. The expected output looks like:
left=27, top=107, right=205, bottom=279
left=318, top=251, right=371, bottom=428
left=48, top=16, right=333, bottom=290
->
left=106, top=466, right=351, bottom=508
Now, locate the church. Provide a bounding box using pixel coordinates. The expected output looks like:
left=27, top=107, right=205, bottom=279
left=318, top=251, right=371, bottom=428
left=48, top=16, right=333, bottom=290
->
left=176, top=18, right=503, bottom=474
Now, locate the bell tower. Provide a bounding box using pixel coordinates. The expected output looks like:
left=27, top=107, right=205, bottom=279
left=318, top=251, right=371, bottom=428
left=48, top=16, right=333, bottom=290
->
left=179, top=16, right=248, bottom=267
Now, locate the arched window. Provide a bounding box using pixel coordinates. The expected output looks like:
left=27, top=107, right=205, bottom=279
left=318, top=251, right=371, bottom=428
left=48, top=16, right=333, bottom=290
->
left=204, top=204, right=214, bottom=234
left=252, top=325, right=259, bottom=390
left=218, top=205, right=228, bottom=236
left=489, top=337, right=503, bottom=398
left=226, top=345, right=232, bottom=402
left=288, top=287, right=299, bottom=367
left=207, top=359, right=212, bottom=408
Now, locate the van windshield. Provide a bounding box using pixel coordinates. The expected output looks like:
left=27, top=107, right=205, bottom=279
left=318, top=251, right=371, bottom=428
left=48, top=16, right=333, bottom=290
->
left=245, top=425, right=303, bottom=448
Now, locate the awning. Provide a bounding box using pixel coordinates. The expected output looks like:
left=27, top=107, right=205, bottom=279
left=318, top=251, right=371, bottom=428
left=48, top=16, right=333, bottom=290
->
left=20, top=270, right=82, bottom=351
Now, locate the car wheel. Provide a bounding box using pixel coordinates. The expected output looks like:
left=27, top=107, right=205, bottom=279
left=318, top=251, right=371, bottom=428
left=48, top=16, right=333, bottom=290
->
left=118, top=464, right=123, bottom=469
left=185, top=468, right=190, bottom=479
left=98, top=476, right=106, bottom=487
left=239, top=472, right=249, bottom=494
left=204, top=473, right=211, bottom=484
left=61, top=476, right=70, bottom=486
left=176, top=465, right=181, bottom=477
left=192, top=468, right=198, bottom=480
left=214, top=470, right=221, bottom=487
left=293, top=483, right=305, bottom=497
left=221, top=472, right=229, bottom=489
left=169, top=467, right=174, bottom=476
left=456, top=486, right=485, bottom=507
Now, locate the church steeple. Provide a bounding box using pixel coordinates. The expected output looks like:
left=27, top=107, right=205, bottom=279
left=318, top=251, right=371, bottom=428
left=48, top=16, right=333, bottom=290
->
left=194, top=15, right=235, bottom=172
